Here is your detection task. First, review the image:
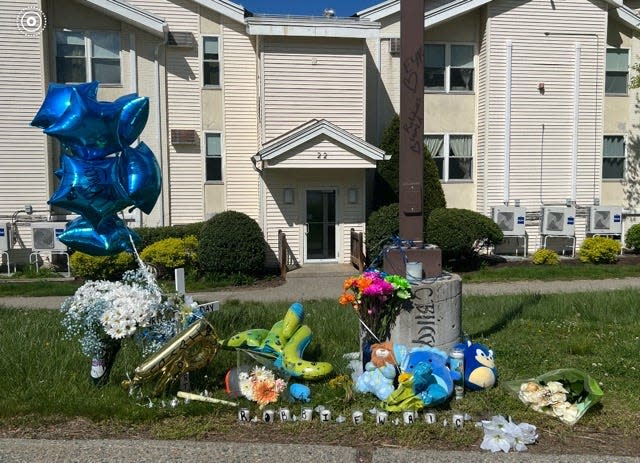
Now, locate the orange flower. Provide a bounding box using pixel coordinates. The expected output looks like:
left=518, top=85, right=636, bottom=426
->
left=356, top=276, right=373, bottom=292
left=343, top=277, right=357, bottom=291
left=253, top=379, right=279, bottom=407
left=339, top=293, right=356, bottom=305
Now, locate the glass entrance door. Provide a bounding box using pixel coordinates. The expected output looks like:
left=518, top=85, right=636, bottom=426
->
left=305, top=190, right=336, bottom=261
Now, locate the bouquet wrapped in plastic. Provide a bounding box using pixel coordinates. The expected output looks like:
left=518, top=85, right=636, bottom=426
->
left=503, top=368, right=603, bottom=425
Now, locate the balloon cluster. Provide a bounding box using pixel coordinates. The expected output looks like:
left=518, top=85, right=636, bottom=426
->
left=31, top=81, right=161, bottom=255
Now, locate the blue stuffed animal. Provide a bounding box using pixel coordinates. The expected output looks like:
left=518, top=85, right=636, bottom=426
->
left=458, top=340, right=496, bottom=391
left=402, top=346, right=461, bottom=406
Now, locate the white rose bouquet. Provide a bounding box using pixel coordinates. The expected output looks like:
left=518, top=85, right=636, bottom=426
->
left=504, top=368, right=603, bottom=425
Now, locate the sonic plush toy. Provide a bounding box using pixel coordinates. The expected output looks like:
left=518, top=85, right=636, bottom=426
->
left=459, top=340, right=497, bottom=391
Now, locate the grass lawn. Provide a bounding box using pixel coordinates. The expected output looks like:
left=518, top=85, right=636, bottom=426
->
left=0, top=291, right=638, bottom=454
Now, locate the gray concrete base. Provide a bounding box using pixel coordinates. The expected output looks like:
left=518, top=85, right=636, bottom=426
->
left=389, top=273, right=462, bottom=353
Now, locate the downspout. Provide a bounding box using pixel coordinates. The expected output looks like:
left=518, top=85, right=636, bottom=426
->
left=571, top=42, right=581, bottom=203
left=376, top=36, right=382, bottom=145
left=129, top=32, right=142, bottom=226
left=504, top=40, right=512, bottom=205
left=154, top=33, right=167, bottom=226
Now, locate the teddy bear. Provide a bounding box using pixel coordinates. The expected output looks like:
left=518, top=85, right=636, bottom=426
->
left=355, top=341, right=399, bottom=401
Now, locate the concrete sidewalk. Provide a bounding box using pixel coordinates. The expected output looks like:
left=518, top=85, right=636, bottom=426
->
left=0, top=438, right=638, bottom=463
left=2, top=273, right=640, bottom=310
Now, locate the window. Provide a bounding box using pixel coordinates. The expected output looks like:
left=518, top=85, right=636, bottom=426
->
left=424, top=43, right=474, bottom=92
left=203, top=37, right=220, bottom=86
left=205, top=133, right=223, bottom=181
left=56, top=30, right=121, bottom=84
left=605, top=49, right=628, bottom=95
left=603, top=135, right=625, bottom=180
left=425, top=134, right=473, bottom=181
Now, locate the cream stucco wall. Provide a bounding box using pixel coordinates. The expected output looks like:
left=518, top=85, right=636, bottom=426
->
left=201, top=8, right=226, bottom=217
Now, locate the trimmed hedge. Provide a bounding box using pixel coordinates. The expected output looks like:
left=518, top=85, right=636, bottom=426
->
left=625, top=223, right=640, bottom=252
left=365, top=203, right=399, bottom=262
left=532, top=248, right=560, bottom=265
left=579, top=236, right=620, bottom=264
left=140, top=236, right=198, bottom=278
left=197, top=211, right=266, bottom=275
left=426, top=208, right=504, bottom=259
left=133, top=222, right=205, bottom=249
left=70, top=251, right=136, bottom=280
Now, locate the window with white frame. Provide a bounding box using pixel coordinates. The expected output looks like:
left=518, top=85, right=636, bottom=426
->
left=602, top=135, right=625, bottom=180
left=203, top=36, right=220, bottom=86
left=205, top=132, right=223, bottom=181
left=605, top=48, right=628, bottom=95
left=424, top=134, right=473, bottom=181
left=424, top=43, right=474, bottom=92
left=55, top=30, right=121, bottom=84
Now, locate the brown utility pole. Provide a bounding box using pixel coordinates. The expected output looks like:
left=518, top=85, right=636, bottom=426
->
left=383, top=0, right=442, bottom=278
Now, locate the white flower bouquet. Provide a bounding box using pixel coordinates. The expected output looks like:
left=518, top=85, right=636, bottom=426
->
left=60, top=266, right=176, bottom=359
left=504, top=368, right=603, bottom=425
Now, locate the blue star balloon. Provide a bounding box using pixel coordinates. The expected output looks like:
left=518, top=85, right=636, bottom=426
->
left=37, top=83, right=148, bottom=160
left=58, top=216, right=141, bottom=256
left=31, top=81, right=98, bottom=129
left=48, top=153, right=133, bottom=230
left=120, top=142, right=161, bottom=214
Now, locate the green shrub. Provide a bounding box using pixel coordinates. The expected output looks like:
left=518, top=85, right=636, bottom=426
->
left=365, top=203, right=399, bottom=262
left=374, top=114, right=446, bottom=223
left=426, top=208, right=504, bottom=261
left=625, top=223, right=640, bottom=252
left=134, top=222, right=205, bottom=249
left=70, top=252, right=136, bottom=280
left=197, top=211, right=266, bottom=276
left=140, top=236, right=198, bottom=278
left=531, top=248, right=560, bottom=265
left=579, top=236, right=621, bottom=264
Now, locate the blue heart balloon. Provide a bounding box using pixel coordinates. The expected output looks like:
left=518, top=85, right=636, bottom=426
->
left=120, top=142, right=161, bottom=214
left=58, top=216, right=141, bottom=256
left=31, top=81, right=98, bottom=129
left=48, top=153, right=133, bottom=229
left=40, top=83, right=148, bottom=160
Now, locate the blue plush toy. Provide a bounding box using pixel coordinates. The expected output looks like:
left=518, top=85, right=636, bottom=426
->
left=458, top=340, right=496, bottom=391
left=401, top=346, right=461, bottom=406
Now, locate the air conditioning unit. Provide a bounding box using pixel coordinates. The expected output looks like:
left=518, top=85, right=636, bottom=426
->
left=389, top=38, right=400, bottom=55
left=491, top=206, right=526, bottom=236
left=587, top=206, right=622, bottom=235
left=167, top=31, right=195, bottom=48
left=540, top=206, right=576, bottom=236
left=31, top=222, right=67, bottom=252
left=0, top=223, right=9, bottom=252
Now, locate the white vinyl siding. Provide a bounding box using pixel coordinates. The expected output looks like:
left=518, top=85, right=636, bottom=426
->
left=480, top=0, right=607, bottom=248
left=262, top=169, right=366, bottom=267
left=262, top=38, right=366, bottom=142
left=265, top=138, right=377, bottom=169
left=222, top=20, right=259, bottom=220
left=0, top=1, right=49, bottom=223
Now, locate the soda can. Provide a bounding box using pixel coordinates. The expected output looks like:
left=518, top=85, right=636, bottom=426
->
left=403, top=411, right=416, bottom=425
left=452, top=412, right=464, bottom=430
left=238, top=408, right=250, bottom=422
left=300, top=407, right=313, bottom=421
left=320, top=409, right=332, bottom=422
left=279, top=407, right=291, bottom=421
left=352, top=410, right=364, bottom=425
left=263, top=409, right=275, bottom=423
left=423, top=410, right=436, bottom=424
left=376, top=411, right=388, bottom=425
